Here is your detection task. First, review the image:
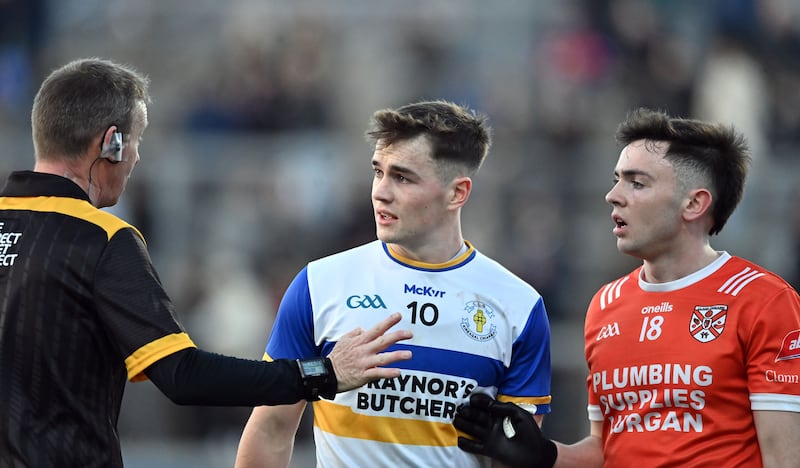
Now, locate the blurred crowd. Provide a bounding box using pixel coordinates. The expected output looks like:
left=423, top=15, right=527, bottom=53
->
left=2, top=0, right=799, bottom=461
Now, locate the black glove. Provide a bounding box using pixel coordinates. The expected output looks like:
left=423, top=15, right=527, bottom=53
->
left=453, top=393, right=557, bottom=468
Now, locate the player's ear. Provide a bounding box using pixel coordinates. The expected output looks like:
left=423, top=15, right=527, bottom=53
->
left=450, top=176, right=472, bottom=209
left=683, top=188, right=712, bottom=222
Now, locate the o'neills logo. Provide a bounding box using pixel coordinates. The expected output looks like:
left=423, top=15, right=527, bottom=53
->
left=776, top=329, right=800, bottom=362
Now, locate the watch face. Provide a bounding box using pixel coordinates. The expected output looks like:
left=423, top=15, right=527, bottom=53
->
left=299, top=359, right=327, bottom=377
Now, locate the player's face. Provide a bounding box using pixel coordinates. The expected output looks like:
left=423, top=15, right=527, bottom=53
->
left=605, top=139, right=686, bottom=261
left=371, top=136, right=454, bottom=259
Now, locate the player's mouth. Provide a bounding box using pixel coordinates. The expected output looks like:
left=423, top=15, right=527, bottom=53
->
left=376, top=210, right=397, bottom=225
left=612, top=214, right=627, bottom=235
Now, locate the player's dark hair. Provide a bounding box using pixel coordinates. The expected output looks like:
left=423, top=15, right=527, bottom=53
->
left=366, top=100, right=492, bottom=177
left=32, top=57, right=151, bottom=160
left=615, top=107, right=751, bottom=236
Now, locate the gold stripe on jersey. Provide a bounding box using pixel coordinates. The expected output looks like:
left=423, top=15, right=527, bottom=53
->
left=385, top=241, right=475, bottom=269
left=125, top=332, right=197, bottom=381
left=498, top=394, right=553, bottom=406
left=313, top=399, right=456, bottom=446
left=0, top=196, right=143, bottom=241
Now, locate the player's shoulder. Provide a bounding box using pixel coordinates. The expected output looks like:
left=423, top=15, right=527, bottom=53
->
left=470, top=249, right=543, bottom=297
left=308, top=240, right=380, bottom=269
left=472, top=250, right=525, bottom=280
left=718, top=255, right=796, bottom=296
left=589, top=269, right=639, bottom=311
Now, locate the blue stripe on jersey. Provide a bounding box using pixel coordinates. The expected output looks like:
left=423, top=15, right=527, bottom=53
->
left=317, top=299, right=552, bottom=401
left=504, top=296, right=552, bottom=398
left=266, top=266, right=318, bottom=358
left=382, top=343, right=503, bottom=386
left=317, top=341, right=504, bottom=387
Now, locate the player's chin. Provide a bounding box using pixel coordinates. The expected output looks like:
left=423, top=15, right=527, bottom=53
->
left=616, top=240, right=646, bottom=259
left=375, top=226, right=398, bottom=243
left=615, top=238, right=635, bottom=254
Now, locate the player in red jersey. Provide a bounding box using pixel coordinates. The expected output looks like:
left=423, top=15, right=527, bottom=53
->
left=453, top=108, right=800, bottom=467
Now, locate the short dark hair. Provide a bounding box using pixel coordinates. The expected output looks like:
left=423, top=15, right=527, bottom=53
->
left=31, top=57, right=151, bottom=160
left=615, top=107, right=751, bottom=236
left=366, top=100, right=492, bottom=178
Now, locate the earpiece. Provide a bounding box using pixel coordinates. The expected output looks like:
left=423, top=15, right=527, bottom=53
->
left=100, top=131, right=123, bottom=163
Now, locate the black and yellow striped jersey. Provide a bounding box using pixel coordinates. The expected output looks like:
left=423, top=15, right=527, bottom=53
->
left=0, top=171, right=196, bottom=467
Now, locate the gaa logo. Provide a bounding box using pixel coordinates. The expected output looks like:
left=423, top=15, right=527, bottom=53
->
left=596, top=322, right=620, bottom=341
left=346, top=295, right=387, bottom=309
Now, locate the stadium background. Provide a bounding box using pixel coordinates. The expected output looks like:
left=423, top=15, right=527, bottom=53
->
left=1, top=0, right=799, bottom=466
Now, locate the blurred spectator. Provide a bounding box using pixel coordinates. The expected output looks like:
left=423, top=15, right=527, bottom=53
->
left=0, top=0, right=48, bottom=125
left=601, top=0, right=700, bottom=117
left=185, top=15, right=334, bottom=133
left=790, top=187, right=800, bottom=291
left=501, top=183, right=567, bottom=319
left=693, top=38, right=768, bottom=161
left=755, top=0, right=800, bottom=148
left=531, top=5, right=613, bottom=145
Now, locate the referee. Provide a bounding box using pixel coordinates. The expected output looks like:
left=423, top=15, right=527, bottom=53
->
left=0, top=57, right=412, bottom=467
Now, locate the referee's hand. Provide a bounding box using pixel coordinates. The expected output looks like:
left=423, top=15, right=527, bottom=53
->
left=453, top=393, right=557, bottom=468
left=328, top=312, right=413, bottom=392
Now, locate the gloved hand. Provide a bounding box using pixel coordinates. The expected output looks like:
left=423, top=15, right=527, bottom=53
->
left=453, top=393, right=557, bottom=468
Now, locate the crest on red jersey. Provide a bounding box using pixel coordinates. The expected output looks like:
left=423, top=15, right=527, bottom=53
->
left=689, top=305, right=728, bottom=343
left=776, top=329, right=800, bottom=362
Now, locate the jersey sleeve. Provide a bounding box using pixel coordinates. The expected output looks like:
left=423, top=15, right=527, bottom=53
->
left=497, top=296, right=553, bottom=414
left=94, top=227, right=196, bottom=381
left=584, top=287, right=605, bottom=422
left=745, top=285, right=800, bottom=412
left=264, top=266, right=319, bottom=361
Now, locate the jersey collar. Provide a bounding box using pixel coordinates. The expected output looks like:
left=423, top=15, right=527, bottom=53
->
left=1, top=171, right=90, bottom=202
left=382, top=240, right=476, bottom=272
left=638, top=251, right=732, bottom=292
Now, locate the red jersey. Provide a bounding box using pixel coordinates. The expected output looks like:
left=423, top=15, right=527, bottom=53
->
left=585, top=253, right=800, bottom=467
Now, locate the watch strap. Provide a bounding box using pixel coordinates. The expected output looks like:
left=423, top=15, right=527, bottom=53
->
left=296, top=357, right=337, bottom=401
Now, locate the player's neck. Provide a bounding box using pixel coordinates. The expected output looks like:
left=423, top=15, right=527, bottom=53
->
left=641, top=244, right=720, bottom=284
left=388, top=238, right=466, bottom=265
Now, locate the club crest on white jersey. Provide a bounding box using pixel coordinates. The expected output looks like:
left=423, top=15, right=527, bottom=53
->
left=460, top=300, right=498, bottom=342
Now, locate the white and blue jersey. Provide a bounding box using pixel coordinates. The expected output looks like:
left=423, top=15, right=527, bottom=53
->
left=265, top=240, right=552, bottom=467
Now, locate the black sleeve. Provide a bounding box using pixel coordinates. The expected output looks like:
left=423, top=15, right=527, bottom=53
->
left=145, top=348, right=322, bottom=406
left=95, top=227, right=187, bottom=362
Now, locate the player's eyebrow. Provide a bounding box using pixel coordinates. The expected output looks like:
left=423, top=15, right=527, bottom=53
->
left=372, top=159, right=419, bottom=178
left=615, top=168, right=653, bottom=180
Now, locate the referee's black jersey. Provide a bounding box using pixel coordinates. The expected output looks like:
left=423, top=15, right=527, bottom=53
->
left=0, top=171, right=196, bottom=467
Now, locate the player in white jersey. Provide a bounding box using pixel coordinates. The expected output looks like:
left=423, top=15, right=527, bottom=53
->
left=235, top=100, right=553, bottom=468
left=453, top=108, right=800, bottom=467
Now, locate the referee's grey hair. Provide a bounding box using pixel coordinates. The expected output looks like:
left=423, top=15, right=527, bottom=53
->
left=32, top=57, right=151, bottom=160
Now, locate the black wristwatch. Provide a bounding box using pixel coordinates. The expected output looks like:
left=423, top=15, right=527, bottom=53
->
left=296, top=357, right=337, bottom=401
